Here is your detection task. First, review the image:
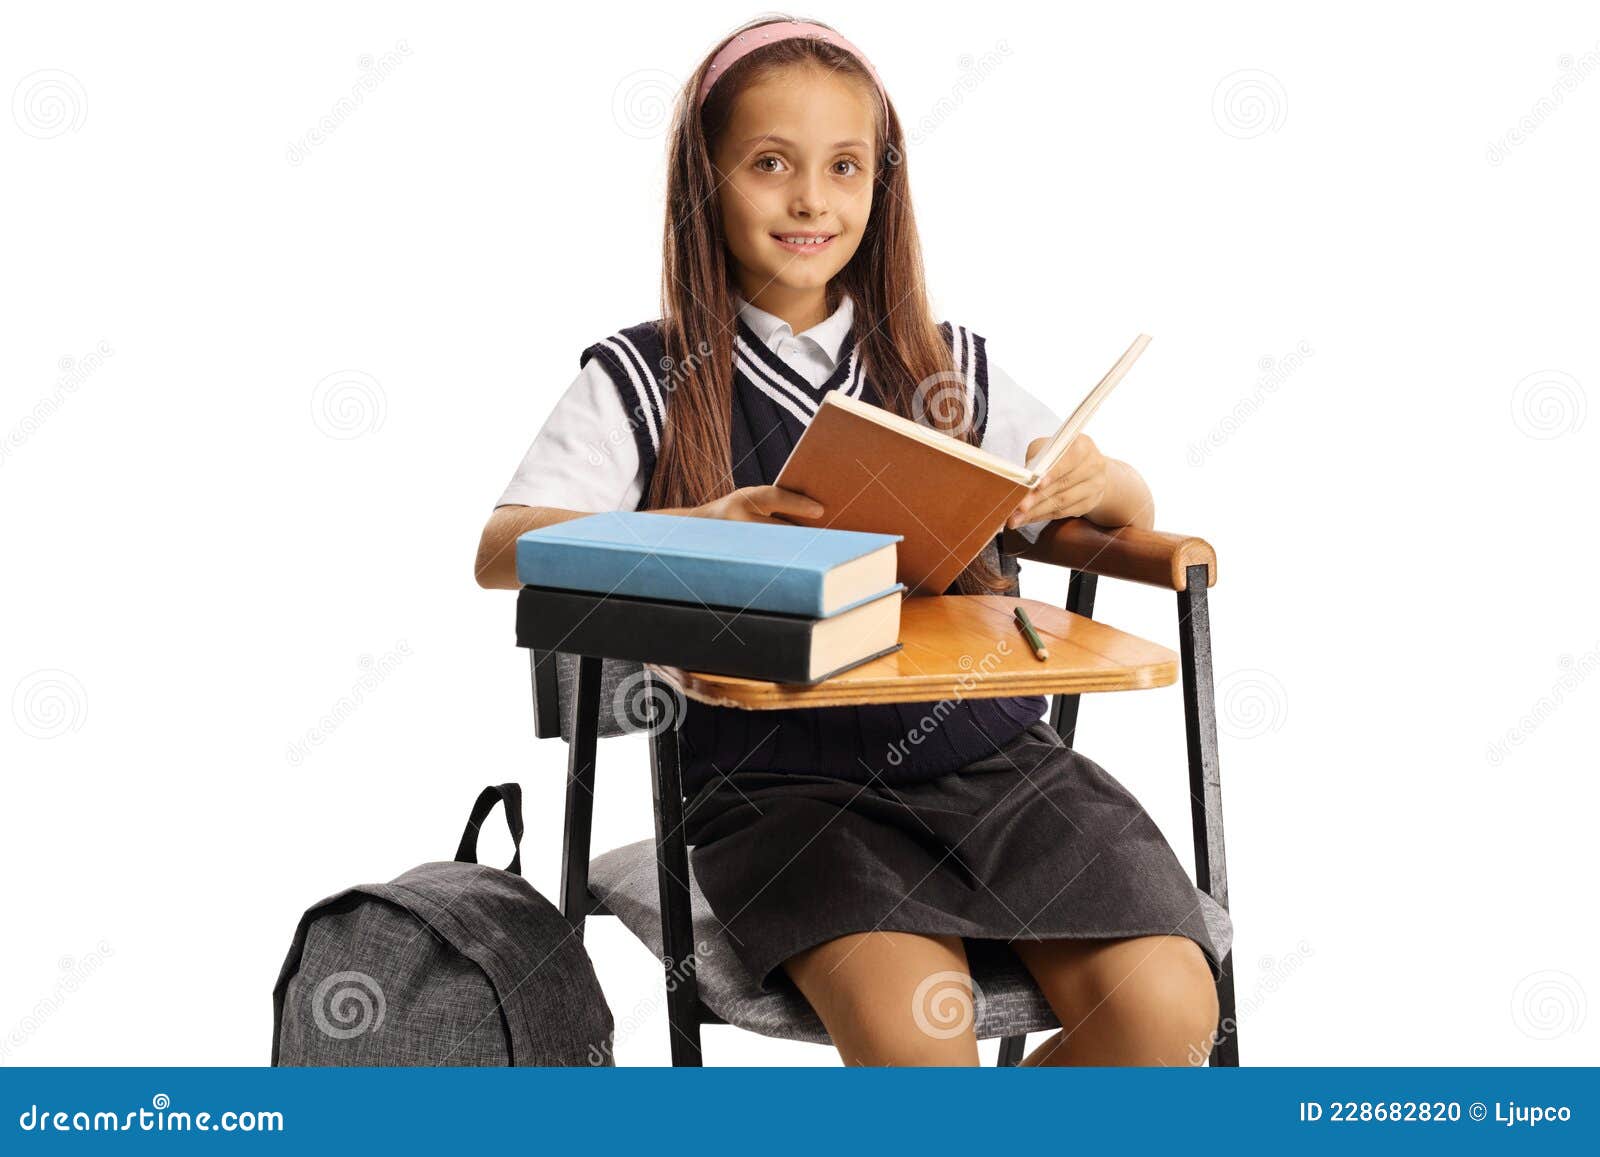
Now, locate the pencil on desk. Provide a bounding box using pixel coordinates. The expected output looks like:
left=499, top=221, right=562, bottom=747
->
left=1013, top=605, right=1049, bottom=661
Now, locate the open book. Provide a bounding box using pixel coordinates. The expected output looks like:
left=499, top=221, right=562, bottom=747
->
left=774, top=334, right=1151, bottom=595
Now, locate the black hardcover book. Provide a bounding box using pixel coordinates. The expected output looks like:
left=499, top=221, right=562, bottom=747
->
left=515, top=584, right=904, bottom=685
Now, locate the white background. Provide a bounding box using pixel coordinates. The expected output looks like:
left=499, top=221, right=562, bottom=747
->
left=3, top=1, right=1596, bottom=1067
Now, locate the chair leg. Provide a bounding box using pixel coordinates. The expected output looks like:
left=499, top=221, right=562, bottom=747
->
left=996, top=1034, right=1027, bottom=1066
left=1049, top=571, right=1098, bottom=743
left=1176, top=563, right=1240, bottom=1067
left=558, top=655, right=602, bottom=938
left=646, top=671, right=704, bottom=1067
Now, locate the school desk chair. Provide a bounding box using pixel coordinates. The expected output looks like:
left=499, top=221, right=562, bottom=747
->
left=519, top=516, right=1237, bottom=1067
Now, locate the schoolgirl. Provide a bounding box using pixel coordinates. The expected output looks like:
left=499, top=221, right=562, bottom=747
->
left=477, top=16, right=1220, bottom=1066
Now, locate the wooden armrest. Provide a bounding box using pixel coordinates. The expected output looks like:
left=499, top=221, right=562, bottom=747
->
left=1001, top=518, right=1217, bottom=591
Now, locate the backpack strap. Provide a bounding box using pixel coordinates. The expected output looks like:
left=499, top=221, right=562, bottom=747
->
left=454, top=783, right=525, bottom=876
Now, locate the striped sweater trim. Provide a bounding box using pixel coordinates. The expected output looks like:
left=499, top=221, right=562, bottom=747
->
left=579, top=320, right=669, bottom=476
left=579, top=317, right=994, bottom=482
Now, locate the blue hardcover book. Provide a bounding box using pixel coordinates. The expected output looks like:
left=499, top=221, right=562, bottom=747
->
left=515, top=511, right=904, bottom=618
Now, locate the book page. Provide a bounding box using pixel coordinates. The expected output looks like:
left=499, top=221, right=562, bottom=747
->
left=1024, top=334, right=1152, bottom=482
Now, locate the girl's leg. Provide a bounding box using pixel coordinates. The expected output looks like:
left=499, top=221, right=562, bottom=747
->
left=1009, top=933, right=1220, bottom=1066
left=782, top=930, right=981, bottom=1066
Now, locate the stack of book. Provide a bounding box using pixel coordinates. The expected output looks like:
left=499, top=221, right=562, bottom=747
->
left=513, top=511, right=905, bottom=684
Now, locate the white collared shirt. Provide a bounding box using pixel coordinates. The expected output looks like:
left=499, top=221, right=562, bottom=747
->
left=494, top=294, right=1061, bottom=542
left=733, top=292, right=858, bottom=388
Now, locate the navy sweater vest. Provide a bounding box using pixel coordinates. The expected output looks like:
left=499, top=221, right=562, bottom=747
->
left=579, top=315, right=1046, bottom=797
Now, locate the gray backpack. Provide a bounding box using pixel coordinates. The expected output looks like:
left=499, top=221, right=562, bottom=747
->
left=272, top=783, right=615, bottom=1066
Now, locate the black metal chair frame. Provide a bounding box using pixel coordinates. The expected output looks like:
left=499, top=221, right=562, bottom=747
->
left=528, top=562, right=1238, bottom=1067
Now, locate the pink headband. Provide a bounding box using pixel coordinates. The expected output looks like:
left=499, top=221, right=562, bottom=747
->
left=697, top=20, right=888, bottom=113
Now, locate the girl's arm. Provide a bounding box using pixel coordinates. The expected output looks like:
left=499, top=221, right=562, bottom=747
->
left=474, top=485, right=824, bottom=590
left=474, top=505, right=593, bottom=591
left=475, top=503, right=704, bottom=590
left=1007, top=434, right=1156, bottom=532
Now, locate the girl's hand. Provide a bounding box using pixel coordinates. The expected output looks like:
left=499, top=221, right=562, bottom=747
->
left=694, top=484, right=824, bottom=524
left=1005, top=434, right=1108, bottom=529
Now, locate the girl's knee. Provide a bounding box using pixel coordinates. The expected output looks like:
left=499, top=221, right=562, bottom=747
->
left=785, top=932, right=982, bottom=1066
left=838, top=1023, right=979, bottom=1067
left=837, top=1000, right=980, bottom=1066
left=1104, top=936, right=1219, bottom=1037
left=835, top=961, right=982, bottom=1065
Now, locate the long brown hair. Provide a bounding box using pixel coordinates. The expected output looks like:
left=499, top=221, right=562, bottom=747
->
left=650, top=14, right=1013, bottom=595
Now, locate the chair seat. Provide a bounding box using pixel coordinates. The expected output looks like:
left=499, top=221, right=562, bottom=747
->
left=588, top=837, right=1234, bottom=1046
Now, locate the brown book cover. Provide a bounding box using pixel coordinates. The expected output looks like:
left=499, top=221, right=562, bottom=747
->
left=775, top=335, right=1151, bottom=595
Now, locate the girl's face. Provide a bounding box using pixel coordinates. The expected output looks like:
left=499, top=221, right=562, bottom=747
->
left=711, top=66, right=877, bottom=305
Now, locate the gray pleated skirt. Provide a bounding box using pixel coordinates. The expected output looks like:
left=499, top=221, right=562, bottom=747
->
left=681, top=717, right=1220, bottom=995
